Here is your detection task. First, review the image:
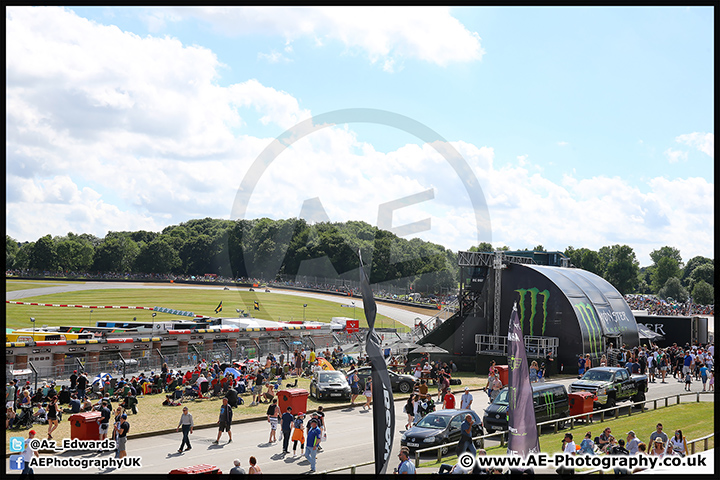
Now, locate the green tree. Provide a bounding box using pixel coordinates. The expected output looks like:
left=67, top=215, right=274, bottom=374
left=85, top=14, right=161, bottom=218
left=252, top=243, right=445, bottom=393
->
left=13, top=242, right=34, bottom=270
left=691, top=280, right=714, bottom=305
left=651, top=257, right=681, bottom=293
left=134, top=238, right=181, bottom=274
left=55, top=234, right=94, bottom=272
left=92, top=235, right=139, bottom=272
left=564, top=246, right=603, bottom=275
left=30, top=235, right=58, bottom=271
left=688, top=263, right=714, bottom=289
left=657, top=277, right=688, bottom=302
left=6, top=235, right=19, bottom=269
left=598, top=244, right=639, bottom=294
left=468, top=242, right=494, bottom=252
left=682, top=256, right=713, bottom=284
left=649, top=246, right=683, bottom=268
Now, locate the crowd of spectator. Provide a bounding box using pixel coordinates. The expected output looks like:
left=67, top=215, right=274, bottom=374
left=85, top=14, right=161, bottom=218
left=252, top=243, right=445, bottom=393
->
left=625, top=294, right=714, bottom=316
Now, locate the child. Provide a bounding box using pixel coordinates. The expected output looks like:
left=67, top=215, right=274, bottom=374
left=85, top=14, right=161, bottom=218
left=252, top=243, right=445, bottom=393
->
left=709, top=370, right=714, bottom=392
left=684, top=371, right=692, bottom=391
left=291, top=412, right=305, bottom=456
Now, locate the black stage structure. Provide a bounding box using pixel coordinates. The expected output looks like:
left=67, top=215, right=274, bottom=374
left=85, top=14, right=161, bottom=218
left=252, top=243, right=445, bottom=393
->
left=416, top=250, right=642, bottom=375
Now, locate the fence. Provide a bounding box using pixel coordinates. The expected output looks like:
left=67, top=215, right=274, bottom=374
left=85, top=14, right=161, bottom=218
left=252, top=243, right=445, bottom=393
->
left=15, top=335, right=343, bottom=386
left=413, top=391, right=715, bottom=467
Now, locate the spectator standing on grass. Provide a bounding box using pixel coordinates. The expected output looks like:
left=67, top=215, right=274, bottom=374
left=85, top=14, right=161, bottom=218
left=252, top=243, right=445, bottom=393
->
left=176, top=406, right=193, bottom=453
left=649, top=423, right=668, bottom=449
left=213, top=397, right=233, bottom=444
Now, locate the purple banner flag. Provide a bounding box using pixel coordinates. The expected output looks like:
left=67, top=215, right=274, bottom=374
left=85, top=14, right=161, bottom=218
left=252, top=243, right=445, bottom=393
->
left=507, top=304, right=540, bottom=457
left=359, top=251, right=395, bottom=475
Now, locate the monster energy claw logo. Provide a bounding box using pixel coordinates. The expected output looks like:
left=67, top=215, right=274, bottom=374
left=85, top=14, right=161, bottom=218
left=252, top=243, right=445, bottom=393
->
left=515, top=288, right=549, bottom=336
left=542, top=391, right=555, bottom=417
left=574, top=302, right=602, bottom=359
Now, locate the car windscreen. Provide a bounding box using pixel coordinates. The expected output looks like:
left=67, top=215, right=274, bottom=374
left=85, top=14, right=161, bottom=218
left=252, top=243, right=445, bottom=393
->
left=492, top=388, right=509, bottom=406
left=580, top=370, right=613, bottom=382
left=319, top=372, right=345, bottom=383
left=416, top=415, right=449, bottom=429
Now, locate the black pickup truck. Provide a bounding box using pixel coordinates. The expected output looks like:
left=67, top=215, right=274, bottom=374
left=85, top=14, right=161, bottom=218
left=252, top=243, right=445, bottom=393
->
left=569, top=367, right=648, bottom=408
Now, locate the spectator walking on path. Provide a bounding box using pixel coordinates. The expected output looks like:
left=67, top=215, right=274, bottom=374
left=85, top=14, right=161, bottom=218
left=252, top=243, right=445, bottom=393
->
left=460, top=387, right=473, bottom=410
left=267, top=398, right=280, bottom=443
left=176, top=406, right=194, bottom=453
left=213, top=397, right=233, bottom=444
left=362, top=377, right=372, bottom=410
left=349, top=370, right=360, bottom=406
left=280, top=406, right=294, bottom=454
left=291, top=412, right=305, bottom=456
left=304, top=418, right=322, bottom=472
left=19, top=429, right=40, bottom=479
left=114, top=413, right=130, bottom=459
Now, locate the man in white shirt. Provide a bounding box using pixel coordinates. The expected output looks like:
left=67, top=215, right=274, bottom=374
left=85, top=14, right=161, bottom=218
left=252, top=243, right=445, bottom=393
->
left=563, top=433, right=577, bottom=454
left=460, top=387, right=473, bottom=410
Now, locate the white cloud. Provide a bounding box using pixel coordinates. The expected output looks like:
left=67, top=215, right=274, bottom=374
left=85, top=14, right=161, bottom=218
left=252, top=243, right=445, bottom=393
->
left=665, top=148, right=688, bottom=163
left=5, top=7, right=713, bottom=269
left=160, top=6, right=484, bottom=68
left=557, top=141, right=569, bottom=146
left=675, top=132, right=714, bottom=159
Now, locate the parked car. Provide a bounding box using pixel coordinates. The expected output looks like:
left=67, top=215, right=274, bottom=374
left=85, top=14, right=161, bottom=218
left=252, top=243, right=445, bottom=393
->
left=345, top=366, right=416, bottom=394
left=483, top=383, right=570, bottom=433
left=400, top=409, right=483, bottom=455
left=309, top=370, right=351, bottom=400
left=570, top=367, right=648, bottom=408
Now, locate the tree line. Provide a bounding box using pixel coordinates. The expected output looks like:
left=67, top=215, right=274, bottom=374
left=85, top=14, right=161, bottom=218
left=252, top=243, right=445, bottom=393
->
left=5, top=218, right=714, bottom=302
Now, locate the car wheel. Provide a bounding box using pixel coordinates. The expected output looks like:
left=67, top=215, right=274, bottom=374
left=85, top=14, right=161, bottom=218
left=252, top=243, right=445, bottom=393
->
left=606, top=395, right=616, bottom=409
left=632, top=391, right=645, bottom=403
left=440, top=441, right=449, bottom=456
left=399, top=382, right=412, bottom=394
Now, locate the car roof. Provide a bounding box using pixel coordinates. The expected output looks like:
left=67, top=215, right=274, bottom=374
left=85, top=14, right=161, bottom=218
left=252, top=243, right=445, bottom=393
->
left=428, top=409, right=477, bottom=417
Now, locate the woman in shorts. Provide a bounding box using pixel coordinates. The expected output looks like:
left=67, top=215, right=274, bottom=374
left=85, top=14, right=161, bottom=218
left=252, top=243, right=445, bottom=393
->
left=363, top=377, right=372, bottom=410
left=46, top=396, right=59, bottom=439
left=291, top=412, right=305, bottom=456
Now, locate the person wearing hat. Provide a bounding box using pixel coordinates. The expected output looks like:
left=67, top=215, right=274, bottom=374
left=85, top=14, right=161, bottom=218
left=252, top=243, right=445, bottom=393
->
left=291, top=412, right=305, bottom=456
left=116, top=413, right=130, bottom=459
left=304, top=417, right=322, bottom=472
left=650, top=437, right=666, bottom=457
left=20, top=430, right=40, bottom=477
left=460, top=386, right=473, bottom=410
left=626, top=430, right=640, bottom=454
left=70, top=370, right=78, bottom=391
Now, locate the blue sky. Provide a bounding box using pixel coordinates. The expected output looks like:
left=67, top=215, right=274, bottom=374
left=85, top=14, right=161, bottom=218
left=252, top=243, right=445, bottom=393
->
left=5, top=7, right=714, bottom=266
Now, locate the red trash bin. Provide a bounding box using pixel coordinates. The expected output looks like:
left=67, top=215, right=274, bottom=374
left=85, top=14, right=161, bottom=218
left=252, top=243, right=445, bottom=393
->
left=168, top=464, right=222, bottom=474
left=277, top=388, right=309, bottom=414
left=568, top=392, right=595, bottom=421
left=495, top=365, right=509, bottom=386
left=69, top=411, right=102, bottom=440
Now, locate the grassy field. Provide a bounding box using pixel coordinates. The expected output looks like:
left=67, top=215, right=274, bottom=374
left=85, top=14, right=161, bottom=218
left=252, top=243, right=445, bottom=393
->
left=418, top=401, right=715, bottom=469
left=5, top=372, right=488, bottom=451
left=5, top=280, right=406, bottom=331
left=5, top=280, right=78, bottom=292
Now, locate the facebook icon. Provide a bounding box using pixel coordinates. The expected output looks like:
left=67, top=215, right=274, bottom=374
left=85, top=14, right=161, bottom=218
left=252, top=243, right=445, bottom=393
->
left=10, top=455, right=24, bottom=470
